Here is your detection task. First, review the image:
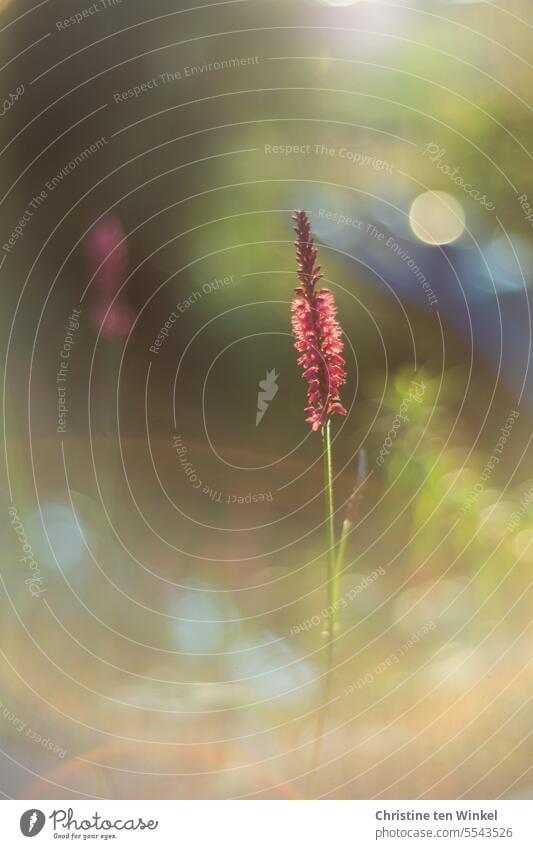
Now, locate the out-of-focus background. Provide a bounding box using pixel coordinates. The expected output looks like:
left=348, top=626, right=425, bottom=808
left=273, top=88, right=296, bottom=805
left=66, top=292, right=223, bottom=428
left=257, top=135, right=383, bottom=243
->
left=0, top=0, right=532, bottom=800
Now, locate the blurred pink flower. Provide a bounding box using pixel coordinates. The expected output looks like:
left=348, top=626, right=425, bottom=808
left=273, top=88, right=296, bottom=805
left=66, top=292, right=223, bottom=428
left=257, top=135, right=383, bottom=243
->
left=85, top=215, right=134, bottom=340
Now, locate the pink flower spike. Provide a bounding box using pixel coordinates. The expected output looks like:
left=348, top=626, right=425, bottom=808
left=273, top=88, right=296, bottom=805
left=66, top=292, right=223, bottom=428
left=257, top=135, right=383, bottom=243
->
left=291, top=210, right=347, bottom=431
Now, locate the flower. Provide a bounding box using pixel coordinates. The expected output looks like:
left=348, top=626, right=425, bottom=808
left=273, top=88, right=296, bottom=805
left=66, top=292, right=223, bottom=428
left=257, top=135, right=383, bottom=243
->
left=291, top=210, right=347, bottom=431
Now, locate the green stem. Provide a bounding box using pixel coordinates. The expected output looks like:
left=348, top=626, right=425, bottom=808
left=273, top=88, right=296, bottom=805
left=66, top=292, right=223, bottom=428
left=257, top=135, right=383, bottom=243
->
left=332, top=519, right=351, bottom=632
left=310, top=422, right=336, bottom=794
left=322, top=421, right=335, bottom=631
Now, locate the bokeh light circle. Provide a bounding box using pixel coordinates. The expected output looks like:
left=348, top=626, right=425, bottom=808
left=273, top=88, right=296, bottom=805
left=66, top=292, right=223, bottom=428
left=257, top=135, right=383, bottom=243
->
left=409, top=191, right=466, bottom=245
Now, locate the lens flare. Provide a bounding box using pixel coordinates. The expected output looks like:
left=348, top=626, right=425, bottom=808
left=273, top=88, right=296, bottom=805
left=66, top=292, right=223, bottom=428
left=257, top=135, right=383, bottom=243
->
left=409, top=191, right=465, bottom=245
